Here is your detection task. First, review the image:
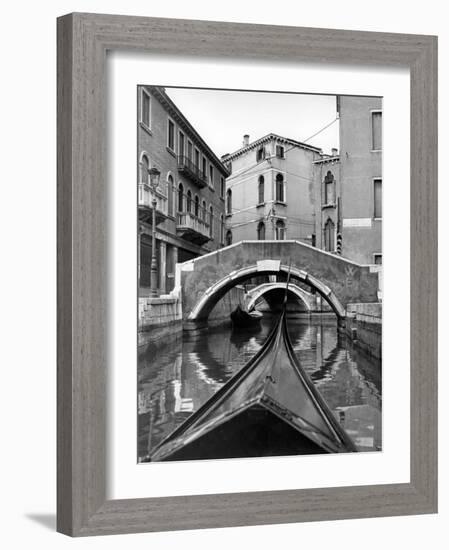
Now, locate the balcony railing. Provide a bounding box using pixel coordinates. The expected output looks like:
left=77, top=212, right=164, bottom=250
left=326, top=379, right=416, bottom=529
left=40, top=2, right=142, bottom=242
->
left=177, top=156, right=208, bottom=188
left=138, top=183, right=168, bottom=224
left=176, top=211, right=211, bottom=245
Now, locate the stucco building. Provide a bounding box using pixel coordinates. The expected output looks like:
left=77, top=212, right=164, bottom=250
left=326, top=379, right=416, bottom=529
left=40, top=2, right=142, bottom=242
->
left=312, top=150, right=341, bottom=253
left=312, top=96, right=382, bottom=265
left=138, top=86, right=228, bottom=295
left=337, top=95, right=382, bottom=265
left=221, top=134, right=322, bottom=245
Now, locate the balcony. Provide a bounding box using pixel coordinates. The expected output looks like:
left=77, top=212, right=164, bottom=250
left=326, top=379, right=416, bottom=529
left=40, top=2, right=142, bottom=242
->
left=176, top=212, right=211, bottom=245
left=177, top=156, right=208, bottom=188
left=138, top=183, right=168, bottom=224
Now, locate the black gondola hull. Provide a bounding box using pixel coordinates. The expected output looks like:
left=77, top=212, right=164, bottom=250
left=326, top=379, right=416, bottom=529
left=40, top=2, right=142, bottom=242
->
left=156, top=404, right=327, bottom=461
left=230, top=305, right=262, bottom=328
left=150, top=309, right=357, bottom=462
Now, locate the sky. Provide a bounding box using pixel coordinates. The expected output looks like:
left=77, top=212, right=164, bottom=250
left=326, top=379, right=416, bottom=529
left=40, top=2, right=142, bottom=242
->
left=163, top=87, right=339, bottom=158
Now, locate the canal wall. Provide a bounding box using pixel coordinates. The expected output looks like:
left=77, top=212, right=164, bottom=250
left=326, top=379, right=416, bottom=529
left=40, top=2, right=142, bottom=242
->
left=345, top=302, right=382, bottom=359
left=139, top=281, right=245, bottom=338
left=139, top=294, right=183, bottom=347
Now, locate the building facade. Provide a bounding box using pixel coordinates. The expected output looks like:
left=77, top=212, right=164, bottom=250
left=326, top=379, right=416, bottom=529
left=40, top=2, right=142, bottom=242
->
left=312, top=152, right=341, bottom=254
left=312, top=96, right=382, bottom=266
left=138, top=86, right=228, bottom=295
left=337, top=95, right=382, bottom=265
left=221, top=134, right=322, bottom=245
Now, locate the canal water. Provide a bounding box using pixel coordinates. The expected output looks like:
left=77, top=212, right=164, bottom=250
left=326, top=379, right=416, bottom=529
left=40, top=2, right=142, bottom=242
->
left=138, top=316, right=382, bottom=462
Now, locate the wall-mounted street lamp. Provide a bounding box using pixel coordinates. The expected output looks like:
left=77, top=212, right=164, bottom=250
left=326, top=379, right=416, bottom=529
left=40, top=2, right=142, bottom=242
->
left=149, top=167, right=161, bottom=297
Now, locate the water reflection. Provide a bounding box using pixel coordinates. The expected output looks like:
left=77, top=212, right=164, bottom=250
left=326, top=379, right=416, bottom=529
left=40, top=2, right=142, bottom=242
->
left=138, top=316, right=382, bottom=461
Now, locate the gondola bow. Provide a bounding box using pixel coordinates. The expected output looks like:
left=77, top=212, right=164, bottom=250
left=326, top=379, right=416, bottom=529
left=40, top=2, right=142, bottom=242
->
left=149, top=310, right=357, bottom=461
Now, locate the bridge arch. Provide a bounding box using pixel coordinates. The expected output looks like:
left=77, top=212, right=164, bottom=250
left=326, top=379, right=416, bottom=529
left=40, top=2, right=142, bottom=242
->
left=188, top=263, right=346, bottom=321
left=246, top=282, right=315, bottom=312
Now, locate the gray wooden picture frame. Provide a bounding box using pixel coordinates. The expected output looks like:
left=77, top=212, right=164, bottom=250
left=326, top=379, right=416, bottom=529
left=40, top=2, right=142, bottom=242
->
left=57, top=12, right=438, bottom=537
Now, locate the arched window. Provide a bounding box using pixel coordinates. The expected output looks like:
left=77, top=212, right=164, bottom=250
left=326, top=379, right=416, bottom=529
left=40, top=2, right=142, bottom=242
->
left=276, top=219, right=286, bottom=240
left=194, top=195, right=199, bottom=217
left=257, top=221, right=265, bottom=240
left=225, top=230, right=233, bottom=246
left=178, top=183, right=184, bottom=212
left=324, top=170, right=335, bottom=204
left=258, top=176, right=264, bottom=204
left=275, top=173, right=284, bottom=202
left=141, top=155, right=149, bottom=184
left=202, top=200, right=207, bottom=221
left=209, top=206, right=213, bottom=237
left=324, top=218, right=335, bottom=251
left=220, top=214, right=224, bottom=244
left=167, top=175, right=174, bottom=216
left=226, top=189, right=232, bottom=215
left=186, top=190, right=192, bottom=213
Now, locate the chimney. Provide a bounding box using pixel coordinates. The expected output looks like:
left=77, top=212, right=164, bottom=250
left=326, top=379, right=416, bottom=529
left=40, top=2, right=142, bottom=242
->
left=243, top=134, right=250, bottom=147
left=331, top=148, right=338, bottom=157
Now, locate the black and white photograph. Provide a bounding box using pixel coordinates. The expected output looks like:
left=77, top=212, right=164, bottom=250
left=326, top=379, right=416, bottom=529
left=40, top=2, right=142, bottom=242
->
left=137, top=86, right=382, bottom=462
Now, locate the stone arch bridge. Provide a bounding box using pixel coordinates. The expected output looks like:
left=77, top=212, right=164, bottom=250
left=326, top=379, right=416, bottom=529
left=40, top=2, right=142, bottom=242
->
left=245, top=282, right=316, bottom=312
left=175, top=240, right=380, bottom=328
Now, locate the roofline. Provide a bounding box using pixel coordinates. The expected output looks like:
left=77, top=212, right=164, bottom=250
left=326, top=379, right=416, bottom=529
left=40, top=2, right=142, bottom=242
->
left=145, top=86, right=229, bottom=177
left=313, top=155, right=340, bottom=164
left=221, top=133, right=322, bottom=161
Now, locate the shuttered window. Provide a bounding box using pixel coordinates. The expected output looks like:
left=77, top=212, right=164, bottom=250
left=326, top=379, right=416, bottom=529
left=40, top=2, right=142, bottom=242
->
left=372, top=111, right=382, bottom=151
left=374, top=178, right=382, bottom=218
left=258, top=176, right=264, bottom=204
left=141, top=89, right=150, bottom=127
left=167, top=119, right=175, bottom=150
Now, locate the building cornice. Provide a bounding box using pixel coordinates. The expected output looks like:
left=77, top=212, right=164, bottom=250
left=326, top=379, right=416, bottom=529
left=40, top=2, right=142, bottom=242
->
left=145, top=86, right=229, bottom=177
left=221, top=133, right=322, bottom=162
left=313, top=155, right=340, bottom=165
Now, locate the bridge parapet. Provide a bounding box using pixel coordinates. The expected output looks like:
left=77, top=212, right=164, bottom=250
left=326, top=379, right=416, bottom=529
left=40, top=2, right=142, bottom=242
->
left=177, top=240, right=379, bottom=323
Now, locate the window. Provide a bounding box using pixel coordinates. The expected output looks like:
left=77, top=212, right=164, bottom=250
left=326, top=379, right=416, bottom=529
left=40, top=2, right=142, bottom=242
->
left=167, top=175, right=174, bottom=216
left=178, top=183, right=184, bottom=212
left=225, top=230, right=233, bottom=246
left=275, top=219, right=286, bottom=240
left=195, top=149, right=200, bottom=168
left=209, top=165, right=214, bottom=188
left=187, top=140, right=193, bottom=161
left=141, top=155, right=149, bottom=184
left=256, top=147, right=265, bottom=162
left=372, top=111, right=382, bottom=151
left=324, top=171, right=335, bottom=204
left=275, top=173, right=285, bottom=202
left=226, top=189, right=232, bottom=215
left=324, top=218, right=335, bottom=251
left=140, top=89, right=151, bottom=128
left=374, top=178, right=382, bottom=218
left=202, top=200, right=206, bottom=221
left=202, top=157, right=207, bottom=178
left=257, top=221, right=265, bottom=240
left=220, top=177, right=225, bottom=198
left=258, top=176, right=264, bottom=204
left=178, top=131, right=185, bottom=157
left=194, top=195, right=199, bottom=217
left=209, top=206, right=213, bottom=237
left=167, top=119, right=175, bottom=150
left=186, top=190, right=192, bottom=213
left=373, top=253, right=382, bottom=265
left=276, top=145, right=285, bottom=158
left=220, top=214, right=224, bottom=244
